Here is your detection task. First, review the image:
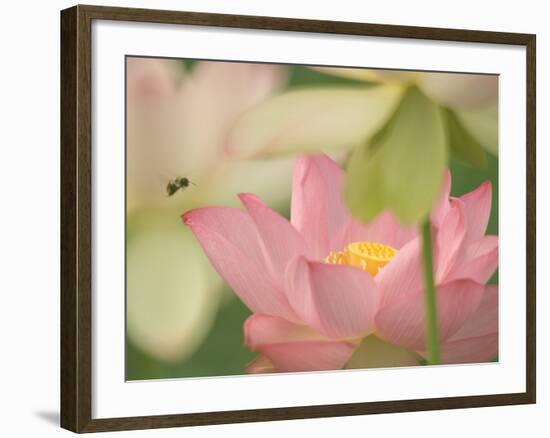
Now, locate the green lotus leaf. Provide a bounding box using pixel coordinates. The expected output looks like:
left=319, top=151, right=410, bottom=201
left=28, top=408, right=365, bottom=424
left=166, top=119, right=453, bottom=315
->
left=345, top=86, right=448, bottom=224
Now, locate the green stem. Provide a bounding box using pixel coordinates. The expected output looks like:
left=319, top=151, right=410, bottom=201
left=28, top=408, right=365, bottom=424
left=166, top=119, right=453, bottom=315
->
left=421, top=218, right=441, bottom=365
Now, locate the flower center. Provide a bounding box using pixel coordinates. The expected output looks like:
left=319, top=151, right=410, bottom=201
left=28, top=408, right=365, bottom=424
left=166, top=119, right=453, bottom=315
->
left=325, top=241, right=398, bottom=276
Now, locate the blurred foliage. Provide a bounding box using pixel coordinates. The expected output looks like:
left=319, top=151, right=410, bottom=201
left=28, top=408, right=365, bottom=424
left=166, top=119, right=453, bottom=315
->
left=287, top=65, right=373, bottom=88
left=126, top=64, right=499, bottom=380
left=443, top=108, right=488, bottom=169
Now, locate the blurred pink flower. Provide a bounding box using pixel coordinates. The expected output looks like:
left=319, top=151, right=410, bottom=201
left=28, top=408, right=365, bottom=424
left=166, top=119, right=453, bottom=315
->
left=183, top=155, right=498, bottom=372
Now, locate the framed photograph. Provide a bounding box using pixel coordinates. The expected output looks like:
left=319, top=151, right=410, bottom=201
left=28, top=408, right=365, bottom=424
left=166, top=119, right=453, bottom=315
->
left=60, top=4, right=536, bottom=433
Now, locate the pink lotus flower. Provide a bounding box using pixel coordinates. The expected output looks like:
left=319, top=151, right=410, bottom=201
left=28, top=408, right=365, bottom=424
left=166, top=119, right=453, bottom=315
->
left=183, top=154, right=498, bottom=373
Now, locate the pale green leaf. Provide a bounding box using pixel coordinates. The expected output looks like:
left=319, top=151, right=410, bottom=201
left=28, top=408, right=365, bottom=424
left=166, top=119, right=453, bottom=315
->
left=127, top=216, right=222, bottom=363
left=226, top=85, right=403, bottom=158
left=345, top=86, right=448, bottom=224
left=455, top=103, right=498, bottom=156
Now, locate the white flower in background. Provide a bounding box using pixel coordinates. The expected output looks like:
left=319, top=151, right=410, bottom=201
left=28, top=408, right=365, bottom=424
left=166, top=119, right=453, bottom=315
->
left=226, top=67, right=498, bottom=159
left=316, top=68, right=498, bottom=109
left=126, top=58, right=292, bottom=363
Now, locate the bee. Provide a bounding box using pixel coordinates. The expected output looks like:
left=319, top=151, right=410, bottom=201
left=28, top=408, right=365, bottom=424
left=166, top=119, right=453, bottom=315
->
left=166, top=177, right=196, bottom=197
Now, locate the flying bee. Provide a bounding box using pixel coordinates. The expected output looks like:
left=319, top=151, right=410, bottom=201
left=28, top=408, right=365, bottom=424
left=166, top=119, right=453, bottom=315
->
left=166, top=177, right=196, bottom=197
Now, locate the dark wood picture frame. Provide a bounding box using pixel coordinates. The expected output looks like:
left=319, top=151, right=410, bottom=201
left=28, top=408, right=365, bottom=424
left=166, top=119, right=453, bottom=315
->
left=60, top=4, right=536, bottom=433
